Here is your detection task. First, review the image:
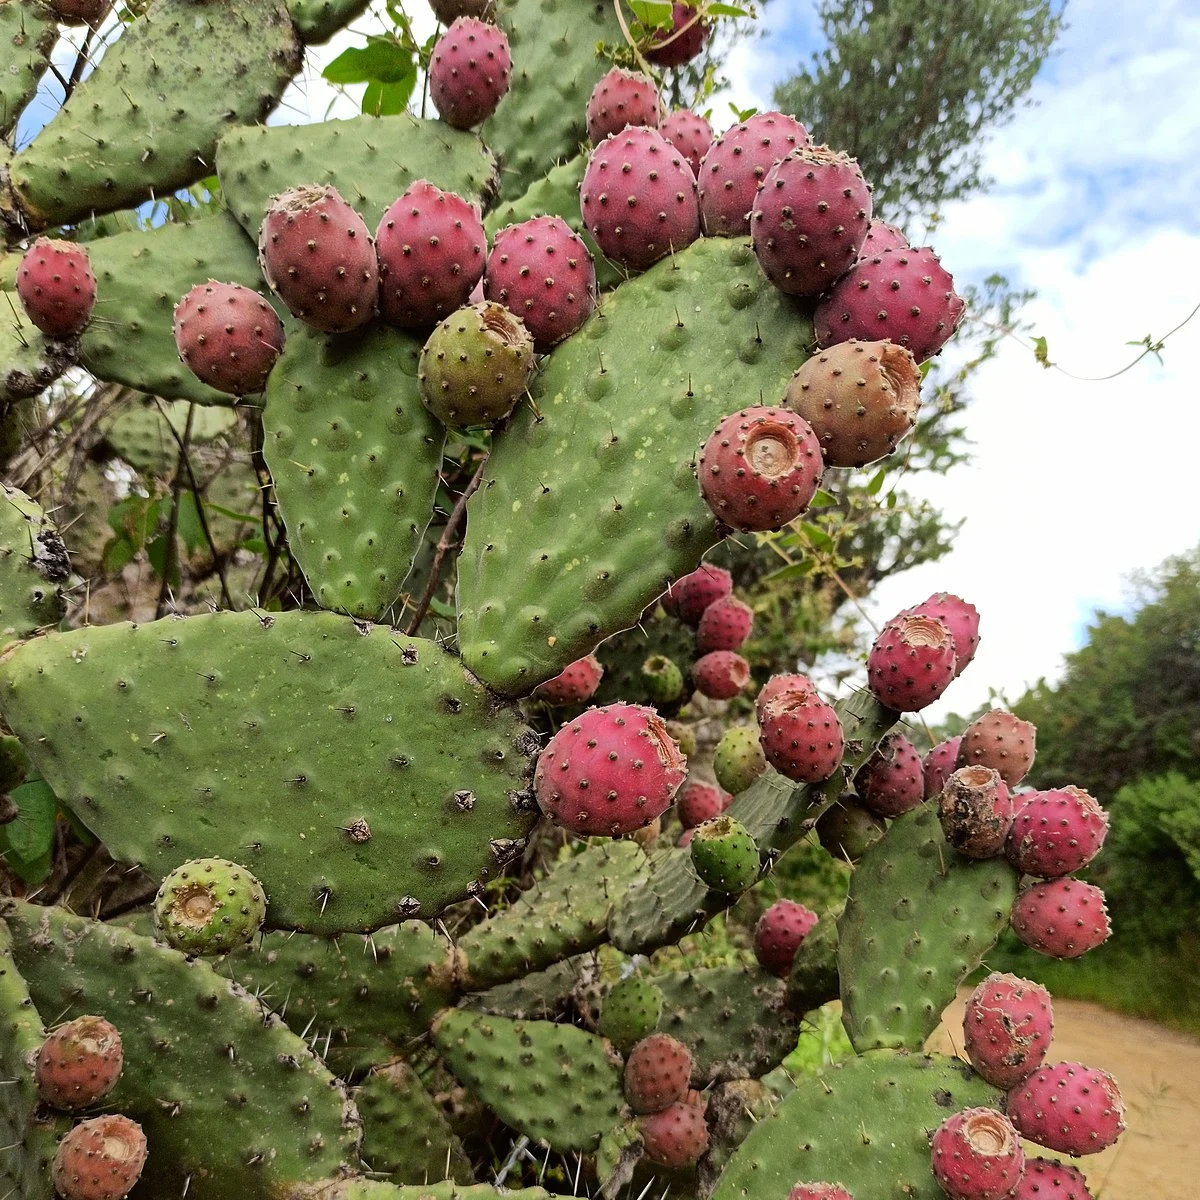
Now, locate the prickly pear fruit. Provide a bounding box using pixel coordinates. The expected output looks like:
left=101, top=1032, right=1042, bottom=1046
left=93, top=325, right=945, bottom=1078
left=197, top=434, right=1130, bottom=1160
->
left=644, top=2, right=709, bottom=65
left=17, top=237, right=96, bottom=339
left=785, top=339, right=922, bottom=468
left=854, top=732, right=925, bottom=818
left=906, top=592, right=980, bottom=677
left=49, top=0, right=108, bottom=24
left=788, top=1187, right=854, bottom=1200
left=36, top=1016, right=123, bottom=1111
left=661, top=109, right=713, bottom=175
left=930, top=1107, right=1025, bottom=1200
left=690, top=814, right=759, bottom=893
left=153, top=857, right=266, bottom=956
left=755, top=672, right=812, bottom=723
left=677, top=779, right=731, bottom=828
left=375, top=181, right=487, bottom=329
left=859, top=219, right=909, bottom=257
left=1011, top=878, right=1111, bottom=959
left=662, top=563, right=732, bottom=625
left=1006, top=786, right=1109, bottom=879
left=258, top=185, right=377, bottom=333
left=665, top=719, right=697, bottom=759
left=958, top=710, right=1036, bottom=787
left=172, top=280, right=284, bottom=395
left=939, top=766, right=1013, bottom=859
left=678, top=826, right=696, bottom=847
left=692, top=650, right=751, bottom=700
left=428, top=17, right=511, bottom=130
left=754, top=898, right=818, bottom=976
left=866, top=613, right=957, bottom=711
left=1011, top=1158, right=1094, bottom=1200
left=642, top=654, right=686, bottom=704
left=600, top=976, right=663, bottom=1052
left=624, top=1033, right=693, bottom=1113
left=924, top=735, right=963, bottom=799
left=52, top=1113, right=147, bottom=1200
left=816, top=797, right=886, bottom=862
left=696, top=595, right=754, bottom=653
left=963, top=972, right=1054, bottom=1090
left=1006, top=1062, right=1125, bottom=1156
left=532, top=654, right=604, bottom=704
left=713, top=725, right=767, bottom=795
left=429, top=0, right=491, bottom=23
left=534, top=702, right=687, bottom=836
left=639, top=1095, right=709, bottom=1168
left=586, top=68, right=661, bottom=143
left=418, top=301, right=535, bottom=428
left=759, top=683, right=844, bottom=784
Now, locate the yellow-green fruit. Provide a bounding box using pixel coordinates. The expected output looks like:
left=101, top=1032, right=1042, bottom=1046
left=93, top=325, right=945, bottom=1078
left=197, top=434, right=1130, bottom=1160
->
left=153, top=858, right=267, bottom=956
left=713, top=725, right=767, bottom=795
left=642, top=654, right=684, bottom=704
left=665, top=720, right=697, bottom=759
left=690, top=814, right=759, bottom=894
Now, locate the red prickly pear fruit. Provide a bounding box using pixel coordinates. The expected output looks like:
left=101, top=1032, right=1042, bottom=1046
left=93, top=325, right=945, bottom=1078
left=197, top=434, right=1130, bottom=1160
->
left=660, top=109, right=713, bottom=176
left=958, top=710, right=1037, bottom=787
left=1006, top=786, right=1109, bottom=879
left=859, top=219, right=908, bottom=258
left=785, top=339, right=921, bottom=469
left=1011, top=1158, right=1095, bottom=1199
left=35, top=1016, right=123, bottom=1111
left=788, top=1187, right=855, bottom=1200
left=1006, top=1062, right=1125, bottom=1156
left=428, top=17, right=511, bottom=130
left=866, top=613, right=957, bottom=712
left=924, top=735, right=963, bottom=800
left=753, top=898, right=817, bottom=976
left=696, top=595, right=754, bottom=653
left=755, top=672, right=812, bottom=723
left=376, top=181, right=487, bottom=330
left=662, top=563, right=731, bottom=625
left=52, top=1113, right=147, bottom=1200
left=638, top=1096, right=709, bottom=1168
left=534, top=702, right=687, bottom=836
left=854, top=732, right=925, bottom=818
left=623, top=1032, right=693, bottom=1113
left=580, top=127, right=700, bottom=271
left=759, top=684, right=844, bottom=784
left=172, top=281, right=284, bottom=396
left=49, top=0, right=109, bottom=24
left=531, top=654, right=604, bottom=705
left=17, top=237, right=96, bottom=339
left=938, top=766, right=1013, bottom=859
left=676, top=779, right=731, bottom=829
left=258, top=185, right=377, bottom=333
left=906, top=593, right=980, bottom=677
left=645, top=2, right=709, bottom=66
left=586, top=67, right=662, bottom=143
left=814, top=245, right=966, bottom=364
left=963, top=972, right=1054, bottom=1090
left=1010, top=878, right=1111, bottom=959
left=692, top=650, right=750, bottom=700
left=697, top=112, right=809, bottom=236
left=484, top=215, right=597, bottom=350
left=930, top=1107, right=1025, bottom=1200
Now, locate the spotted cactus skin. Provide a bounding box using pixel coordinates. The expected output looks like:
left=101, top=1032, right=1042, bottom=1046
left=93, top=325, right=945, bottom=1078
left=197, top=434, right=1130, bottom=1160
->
left=866, top=613, right=958, bottom=712
left=1012, top=1158, right=1095, bottom=1199
left=662, top=563, right=732, bottom=626
left=787, top=1187, right=854, bottom=1200
left=1010, top=878, right=1111, bottom=959
left=938, top=766, right=1014, bottom=859
left=923, top=735, right=963, bottom=799
left=755, top=672, right=812, bottom=723
left=428, top=17, right=511, bottom=130
left=930, top=1107, right=1025, bottom=1200
left=692, top=650, right=751, bottom=700
left=623, top=1033, right=693, bottom=1113
left=52, top=1113, right=148, bottom=1200
left=854, top=732, right=925, bottom=818
left=1006, top=787, right=1109, bottom=878
left=753, top=899, right=817, bottom=976
left=585, top=67, right=661, bottom=143
left=17, top=237, right=96, bottom=338
left=531, top=654, right=604, bottom=705
left=661, top=109, right=713, bottom=175
left=644, top=2, right=709, bottom=66
left=696, top=595, right=754, bottom=653
left=906, top=592, right=980, bottom=677
left=1006, top=1062, right=1125, bottom=1156
left=858, top=218, right=909, bottom=257
left=639, top=1094, right=709, bottom=1168
left=677, top=779, right=731, bottom=828
left=963, top=972, right=1054, bottom=1089
left=172, top=280, right=284, bottom=395
left=759, top=683, right=844, bottom=784
left=958, top=710, right=1037, bottom=787
left=35, top=1015, right=123, bottom=1111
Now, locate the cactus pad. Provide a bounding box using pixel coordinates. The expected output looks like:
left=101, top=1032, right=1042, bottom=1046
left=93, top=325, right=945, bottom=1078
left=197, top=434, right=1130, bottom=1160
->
left=0, top=2, right=58, bottom=141
left=287, top=0, right=371, bottom=43
left=0, top=483, right=66, bottom=649
left=0, top=300, right=72, bottom=404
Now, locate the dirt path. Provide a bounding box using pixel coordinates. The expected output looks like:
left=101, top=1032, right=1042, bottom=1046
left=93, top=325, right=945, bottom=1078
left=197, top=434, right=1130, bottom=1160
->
left=928, top=994, right=1200, bottom=1199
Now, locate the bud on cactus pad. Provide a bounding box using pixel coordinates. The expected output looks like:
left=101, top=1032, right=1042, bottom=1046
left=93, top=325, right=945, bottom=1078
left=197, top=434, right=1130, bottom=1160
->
left=930, top=1107, right=1025, bottom=1200
left=600, top=976, right=664, bottom=1052
left=755, top=671, right=813, bottom=723
left=1010, top=878, right=1111, bottom=959
left=696, top=595, right=754, bottom=653
left=784, top=338, right=922, bottom=468
left=52, top=1113, right=148, bottom=1200
left=906, top=592, right=980, bottom=677
left=624, top=1033, right=693, bottom=1113
left=644, top=2, right=709, bottom=66
left=939, top=766, right=1013, bottom=859
left=639, top=1095, right=710, bottom=1168
left=172, top=280, right=284, bottom=396
left=1011, top=1158, right=1095, bottom=1200
left=692, top=650, right=751, bottom=700
left=531, top=654, right=604, bottom=705
left=754, top=899, right=818, bottom=976
left=866, top=613, right=958, bottom=712
left=759, top=683, right=844, bottom=784
left=17, top=237, right=96, bottom=339
left=534, top=702, right=687, bottom=836
left=676, top=779, right=730, bottom=829
left=1006, top=1062, right=1126, bottom=1156
left=428, top=17, right=511, bottom=130
left=35, top=1015, right=123, bottom=1111
left=816, top=796, right=886, bottom=863
left=697, top=406, right=824, bottom=532
left=859, top=219, right=909, bottom=257
left=963, top=972, right=1054, bottom=1090
left=661, top=109, right=713, bottom=176
left=854, top=732, right=925, bottom=818
left=585, top=67, right=662, bottom=143
left=642, top=654, right=686, bottom=704
left=924, top=735, right=963, bottom=799
left=1006, top=786, right=1109, bottom=879
left=958, top=710, right=1037, bottom=787
left=153, top=857, right=266, bottom=956
left=662, top=563, right=732, bottom=625
left=788, top=1187, right=854, bottom=1200
left=713, top=724, right=768, bottom=795
left=690, top=814, right=759, bottom=893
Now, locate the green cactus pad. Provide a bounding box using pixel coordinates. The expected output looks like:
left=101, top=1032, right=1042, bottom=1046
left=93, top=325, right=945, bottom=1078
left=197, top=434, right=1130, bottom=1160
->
left=433, top=1009, right=623, bottom=1151
left=0, top=2, right=58, bottom=141
left=0, top=483, right=66, bottom=649
left=0, top=611, right=539, bottom=933
left=154, top=857, right=268, bottom=955
left=0, top=300, right=73, bottom=404
left=102, top=397, right=238, bottom=475
left=263, top=323, right=445, bottom=621
left=462, top=955, right=586, bottom=1021
left=0, top=731, right=29, bottom=792
left=786, top=910, right=840, bottom=1016
left=287, top=0, right=371, bottom=42
left=690, top=815, right=760, bottom=894
left=2, top=899, right=359, bottom=1200
left=713, top=725, right=768, bottom=796
left=699, top=1078, right=778, bottom=1194
left=293, top=1183, right=551, bottom=1200
left=457, top=237, right=814, bottom=696
left=599, top=974, right=664, bottom=1052
left=838, top=804, right=1020, bottom=1053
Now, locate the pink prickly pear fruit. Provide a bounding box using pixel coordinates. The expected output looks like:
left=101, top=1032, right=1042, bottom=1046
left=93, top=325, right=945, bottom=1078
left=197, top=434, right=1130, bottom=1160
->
left=753, top=899, right=818, bottom=976
left=854, top=732, right=925, bottom=818
left=692, top=650, right=751, bottom=700
left=938, top=766, right=1013, bottom=859
left=531, top=654, right=604, bottom=705
left=662, top=563, right=732, bottom=625
left=814, top=245, right=965, bottom=364
left=534, top=703, right=687, bottom=836
left=661, top=109, right=713, bottom=176
left=585, top=67, right=662, bottom=143
left=623, top=1032, right=693, bottom=1113
left=677, top=779, right=731, bottom=828
left=639, top=1096, right=709, bottom=1168
left=958, top=710, right=1037, bottom=787
left=16, top=237, right=96, bottom=339
left=1006, top=1062, right=1125, bottom=1156
left=1010, top=878, right=1111, bottom=959
left=1006, top=786, right=1109, bottom=879
left=866, top=613, right=958, bottom=712
left=697, top=111, right=808, bottom=236
left=644, top=2, right=709, bottom=66
left=788, top=1187, right=854, bottom=1200
left=172, top=281, right=284, bottom=396
left=258, top=185, right=377, bottom=333
left=859, top=219, right=908, bottom=258
left=35, top=1016, right=123, bottom=1111
left=580, top=127, right=700, bottom=271
left=963, top=972, right=1054, bottom=1090
left=485, top=215, right=597, bottom=350
left=376, top=181, right=487, bottom=330
left=755, top=672, right=812, bottom=723
left=52, top=1113, right=147, bottom=1200
left=930, top=1107, right=1025, bottom=1200
left=906, top=593, right=980, bottom=677
left=924, top=735, right=963, bottom=800
left=785, top=339, right=921, bottom=469
left=759, top=684, right=844, bottom=784
left=1011, top=1158, right=1095, bottom=1200
left=696, top=595, right=754, bottom=653
left=428, top=17, right=511, bottom=130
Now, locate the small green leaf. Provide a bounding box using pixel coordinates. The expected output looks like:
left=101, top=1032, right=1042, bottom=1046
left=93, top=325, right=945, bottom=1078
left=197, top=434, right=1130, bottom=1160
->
left=102, top=536, right=136, bottom=575
left=1032, top=335, right=1051, bottom=368
left=323, top=38, right=414, bottom=85
left=808, top=489, right=837, bottom=508
left=363, top=74, right=416, bottom=117
left=705, top=2, right=748, bottom=14
left=866, top=467, right=886, bottom=496
left=763, top=559, right=814, bottom=583
left=207, top=503, right=260, bottom=524
left=5, top=778, right=57, bottom=863
left=800, top=522, right=833, bottom=552
left=886, top=491, right=898, bottom=509
left=176, top=492, right=206, bottom=557
left=629, top=0, right=673, bottom=28
left=146, top=533, right=178, bottom=588
left=241, top=537, right=268, bottom=555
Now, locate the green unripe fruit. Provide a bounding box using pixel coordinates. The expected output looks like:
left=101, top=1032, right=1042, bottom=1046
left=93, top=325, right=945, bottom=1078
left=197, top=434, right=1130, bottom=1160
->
left=642, top=654, right=684, bottom=704
left=0, top=733, right=29, bottom=793
left=713, top=725, right=767, bottom=795
left=817, top=797, right=886, bottom=863
left=665, top=720, right=697, bottom=759
left=599, top=976, right=663, bottom=1052
left=153, top=858, right=267, bottom=956
left=689, top=814, right=760, bottom=894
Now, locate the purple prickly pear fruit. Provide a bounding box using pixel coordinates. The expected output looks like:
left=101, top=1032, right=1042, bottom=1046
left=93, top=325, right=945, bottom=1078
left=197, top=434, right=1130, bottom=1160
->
left=755, top=672, right=812, bottom=723
left=534, top=702, right=687, bottom=836
left=750, top=146, right=872, bottom=296
left=531, top=654, right=604, bottom=705
left=698, top=405, right=825, bottom=532
left=36, top=1016, right=123, bottom=1111
left=958, top=710, right=1037, bottom=787
left=17, top=237, right=96, bottom=339
left=258, top=185, right=377, bottom=333
left=696, top=595, right=754, bottom=653
left=376, top=181, right=487, bottom=330
left=692, top=650, right=751, bottom=700
left=854, top=732, right=925, bottom=818
left=484, top=215, right=597, bottom=350
left=1006, top=786, right=1109, bottom=879
left=866, top=613, right=958, bottom=712
left=930, top=1108, right=1025, bottom=1200
left=906, top=593, right=980, bottom=677
left=924, top=735, right=963, bottom=800
left=697, top=112, right=808, bottom=236
left=429, top=0, right=492, bottom=24
left=52, top=1113, right=147, bottom=1200
left=623, top=1032, right=693, bottom=1114
left=753, top=899, right=818, bottom=976
left=813, top=245, right=965, bottom=364
left=963, top=972, right=1054, bottom=1090
left=580, top=127, right=700, bottom=271
left=662, top=563, right=731, bottom=625
left=677, top=779, right=731, bottom=829
left=1010, top=878, right=1111, bottom=959
left=1011, top=1158, right=1095, bottom=1200
left=585, top=68, right=662, bottom=143
left=172, top=281, right=284, bottom=396
left=49, top=0, right=109, bottom=24
left=1006, top=1062, right=1125, bottom=1156
left=938, top=766, right=1013, bottom=859
left=645, top=2, right=709, bottom=66
left=661, top=109, right=713, bottom=176
left=428, top=17, right=511, bottom=130
left=788, top=1187, right=855, bottom=1200
left=639, top=1095, right=709, bottom=1168
left=759, top=683, right=844, bottom=784
left=785, top=338, right=921, bottom=469
left=859, top=219, right=908, bottom=258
